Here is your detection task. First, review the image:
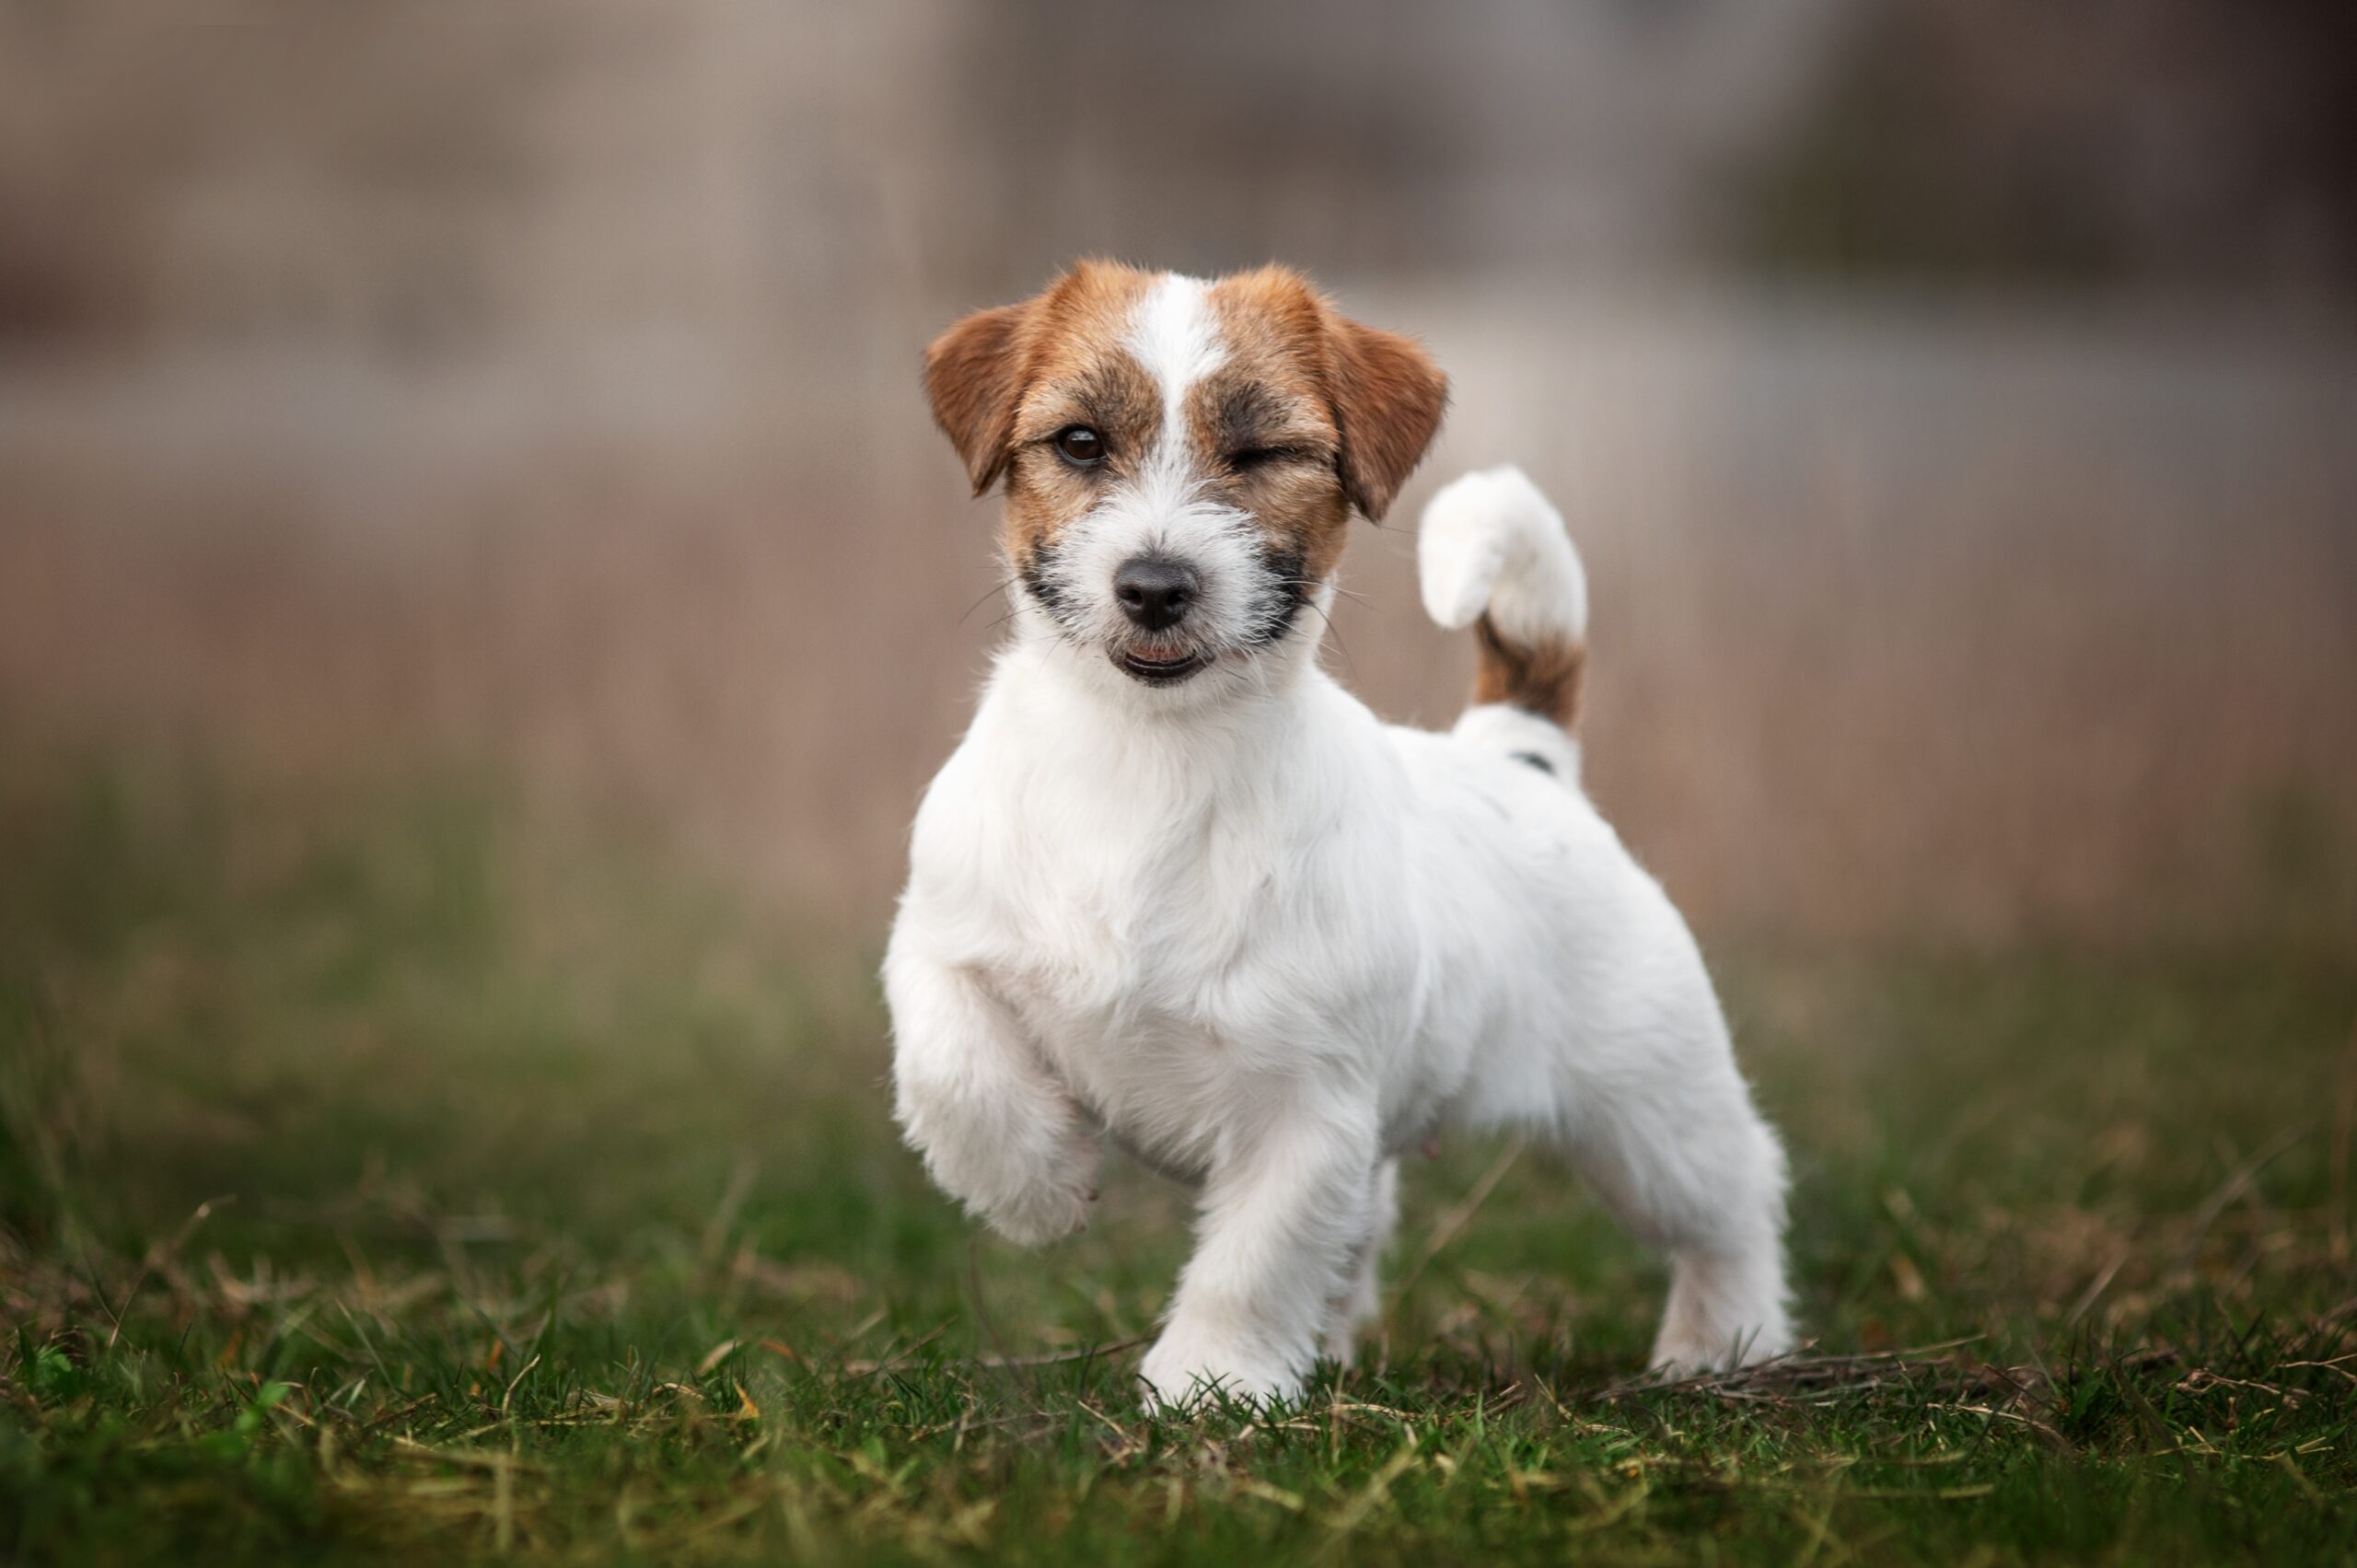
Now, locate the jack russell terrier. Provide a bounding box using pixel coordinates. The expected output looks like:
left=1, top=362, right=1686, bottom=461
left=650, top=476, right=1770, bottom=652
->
left=886, top=261, right=1792, bottom=1408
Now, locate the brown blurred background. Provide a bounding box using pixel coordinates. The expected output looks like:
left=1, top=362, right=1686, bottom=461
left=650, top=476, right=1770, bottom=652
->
left=3, top=0, right=2352, bottom=950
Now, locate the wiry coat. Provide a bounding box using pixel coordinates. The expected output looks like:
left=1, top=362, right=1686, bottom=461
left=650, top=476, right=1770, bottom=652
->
left=888, top=263, right=1791, bottom=1406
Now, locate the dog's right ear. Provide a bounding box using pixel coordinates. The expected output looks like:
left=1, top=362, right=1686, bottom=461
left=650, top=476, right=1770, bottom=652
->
left=924, top=301, right=1034, bottom=496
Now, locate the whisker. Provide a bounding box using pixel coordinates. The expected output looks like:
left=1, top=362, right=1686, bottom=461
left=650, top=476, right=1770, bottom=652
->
left=1306, top=598, right=1355, bottom=680
left=958, top=576, right=1021, bottom=627
left=1273, top=575, right=1374, bottom=611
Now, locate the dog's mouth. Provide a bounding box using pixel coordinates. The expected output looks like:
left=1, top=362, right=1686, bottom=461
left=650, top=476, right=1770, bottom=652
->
left=1112, top=646, right=1213, bottom=686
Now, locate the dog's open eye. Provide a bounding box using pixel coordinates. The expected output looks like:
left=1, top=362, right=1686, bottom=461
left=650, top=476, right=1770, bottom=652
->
left=1054, top=426, right=1105, bottom=467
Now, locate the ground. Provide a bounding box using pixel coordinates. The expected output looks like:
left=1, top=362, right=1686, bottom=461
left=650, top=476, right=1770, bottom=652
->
left=3, top=742, right=2351, bottom=1565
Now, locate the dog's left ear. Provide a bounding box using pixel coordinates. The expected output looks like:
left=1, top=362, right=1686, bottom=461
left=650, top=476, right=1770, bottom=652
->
left=1325, top=315, right=1448, bottom=521
left=924, top=300, right=1035, bottom=495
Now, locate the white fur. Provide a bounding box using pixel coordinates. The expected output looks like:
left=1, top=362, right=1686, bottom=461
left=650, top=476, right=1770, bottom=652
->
left=1419, top=464, right=1588, bottom=646
left=1128, top=273, right=1226, bottom=435
left=888, top=293, right=1793, bottom=1410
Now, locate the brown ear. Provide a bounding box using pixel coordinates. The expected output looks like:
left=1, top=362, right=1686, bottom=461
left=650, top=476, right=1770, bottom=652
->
left=923, top=301, right=1034, bottom=494
left=1326, top=316, right=1448, bottom=520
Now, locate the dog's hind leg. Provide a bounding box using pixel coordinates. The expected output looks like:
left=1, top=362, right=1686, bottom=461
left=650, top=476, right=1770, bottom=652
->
left=1554, top=1060, right=1793, bottom=1376
left=1321, top=1157, right=1398, bottom=1367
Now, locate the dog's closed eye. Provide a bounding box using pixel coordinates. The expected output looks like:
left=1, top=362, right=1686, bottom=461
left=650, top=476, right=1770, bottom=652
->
left=1228, top=446, right=1307, bottom=471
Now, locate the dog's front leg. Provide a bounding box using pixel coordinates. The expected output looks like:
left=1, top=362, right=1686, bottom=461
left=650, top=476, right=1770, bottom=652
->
left=1138, top=1099, right=1379, bottom=1411
left=885, top=947, right=1099, bottom=1247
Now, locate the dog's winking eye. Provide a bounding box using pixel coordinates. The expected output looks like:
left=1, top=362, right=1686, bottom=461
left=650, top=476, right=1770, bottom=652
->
left=1229, top=447, right=1303, bottom=471
left=1054, top=426, right=1105, bottom=467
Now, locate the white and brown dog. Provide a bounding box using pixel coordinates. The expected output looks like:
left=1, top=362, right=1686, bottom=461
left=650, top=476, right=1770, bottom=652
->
left=886, top=261, right=1791, bottom=1408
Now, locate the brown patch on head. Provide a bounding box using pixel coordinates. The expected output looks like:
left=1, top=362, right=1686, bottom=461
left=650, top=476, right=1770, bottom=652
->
left=1196, top=268, right=1349, bottom=580
left=1198, top=265, right=1449, bottom=582
left=993, top=264, right=1161, bottom=584
left=1471, top=614, right=1585, bottom=730
left=923, top=260, right=1159, bottom=576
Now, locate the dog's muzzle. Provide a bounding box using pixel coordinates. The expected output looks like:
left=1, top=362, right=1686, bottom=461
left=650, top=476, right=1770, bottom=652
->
left=1110, top=555, right=1212, bottom=684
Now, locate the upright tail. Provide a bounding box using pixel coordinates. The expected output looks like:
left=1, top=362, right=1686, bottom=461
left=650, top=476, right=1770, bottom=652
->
left=1417, top=466, right=1588, bottom=731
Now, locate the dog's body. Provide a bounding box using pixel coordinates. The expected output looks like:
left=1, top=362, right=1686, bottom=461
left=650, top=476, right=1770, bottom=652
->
left=887, top=263, right=1791, bottom=1406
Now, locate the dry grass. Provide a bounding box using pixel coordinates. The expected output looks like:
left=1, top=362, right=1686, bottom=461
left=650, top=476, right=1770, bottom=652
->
left=2, top=740, right=2353, bottom=1563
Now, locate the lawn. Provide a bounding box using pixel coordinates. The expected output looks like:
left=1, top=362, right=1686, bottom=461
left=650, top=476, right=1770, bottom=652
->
left=3, top=743, right=2351, bottom=1564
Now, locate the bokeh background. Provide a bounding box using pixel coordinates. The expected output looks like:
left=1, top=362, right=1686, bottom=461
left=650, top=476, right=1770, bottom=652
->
left=4, top=0, right=2354, bottom=950
left=6, top=10, right=2357, bottom=1559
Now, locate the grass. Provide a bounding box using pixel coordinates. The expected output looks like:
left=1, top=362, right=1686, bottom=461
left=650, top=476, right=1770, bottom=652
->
left=2, top=741, right=2353, bottom=1565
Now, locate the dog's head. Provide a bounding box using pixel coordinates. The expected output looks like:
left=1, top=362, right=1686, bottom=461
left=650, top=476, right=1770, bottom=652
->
left=924, top=261, right=1446, bottom=692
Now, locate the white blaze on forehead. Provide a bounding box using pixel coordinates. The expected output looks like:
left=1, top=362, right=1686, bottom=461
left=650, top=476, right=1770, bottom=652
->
left=1125, top=273, right=1225, bottom=464
left=1050, top=273, right=1270, bottom=652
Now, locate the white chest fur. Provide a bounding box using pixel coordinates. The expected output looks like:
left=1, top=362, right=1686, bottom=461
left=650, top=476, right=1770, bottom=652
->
left=899, top=649, right=1426, bottom=1175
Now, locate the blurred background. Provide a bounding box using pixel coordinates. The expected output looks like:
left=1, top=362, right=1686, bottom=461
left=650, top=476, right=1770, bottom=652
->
left=6, top=17, right=2357, bottom=1553
left=4, top=0, right=2353, bottom=951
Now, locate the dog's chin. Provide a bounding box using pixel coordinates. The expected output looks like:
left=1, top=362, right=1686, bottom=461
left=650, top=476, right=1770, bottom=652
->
left=1110, top=645, right=1214, bottom=687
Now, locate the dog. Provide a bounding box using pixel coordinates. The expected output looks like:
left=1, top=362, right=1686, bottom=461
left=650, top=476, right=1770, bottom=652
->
left=886, top=261, right=1792, bottom=1408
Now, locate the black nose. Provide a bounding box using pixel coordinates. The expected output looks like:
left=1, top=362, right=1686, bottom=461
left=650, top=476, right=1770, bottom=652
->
left=1113, top=557, right=1200, bottom=632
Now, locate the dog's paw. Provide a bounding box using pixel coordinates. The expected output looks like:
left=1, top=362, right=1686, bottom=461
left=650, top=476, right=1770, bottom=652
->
left=972, top=1130, right=1100, bottom=1247
left=1647, top=1318, right=1793, bottom=1380
left=1646, top=1249, right=1794, bottom=1379
left=910, top=1109, right=1099, bottom=1249
left=1136, top=1329, right=1302, bottom=1414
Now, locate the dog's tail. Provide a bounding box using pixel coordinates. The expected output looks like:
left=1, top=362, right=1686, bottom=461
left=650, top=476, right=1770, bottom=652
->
left=1417, top=465, right=1587, bottom=732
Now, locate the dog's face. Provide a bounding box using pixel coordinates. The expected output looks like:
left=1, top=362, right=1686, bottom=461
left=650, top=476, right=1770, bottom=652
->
left=924, top=261, right=1446, bottom=691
